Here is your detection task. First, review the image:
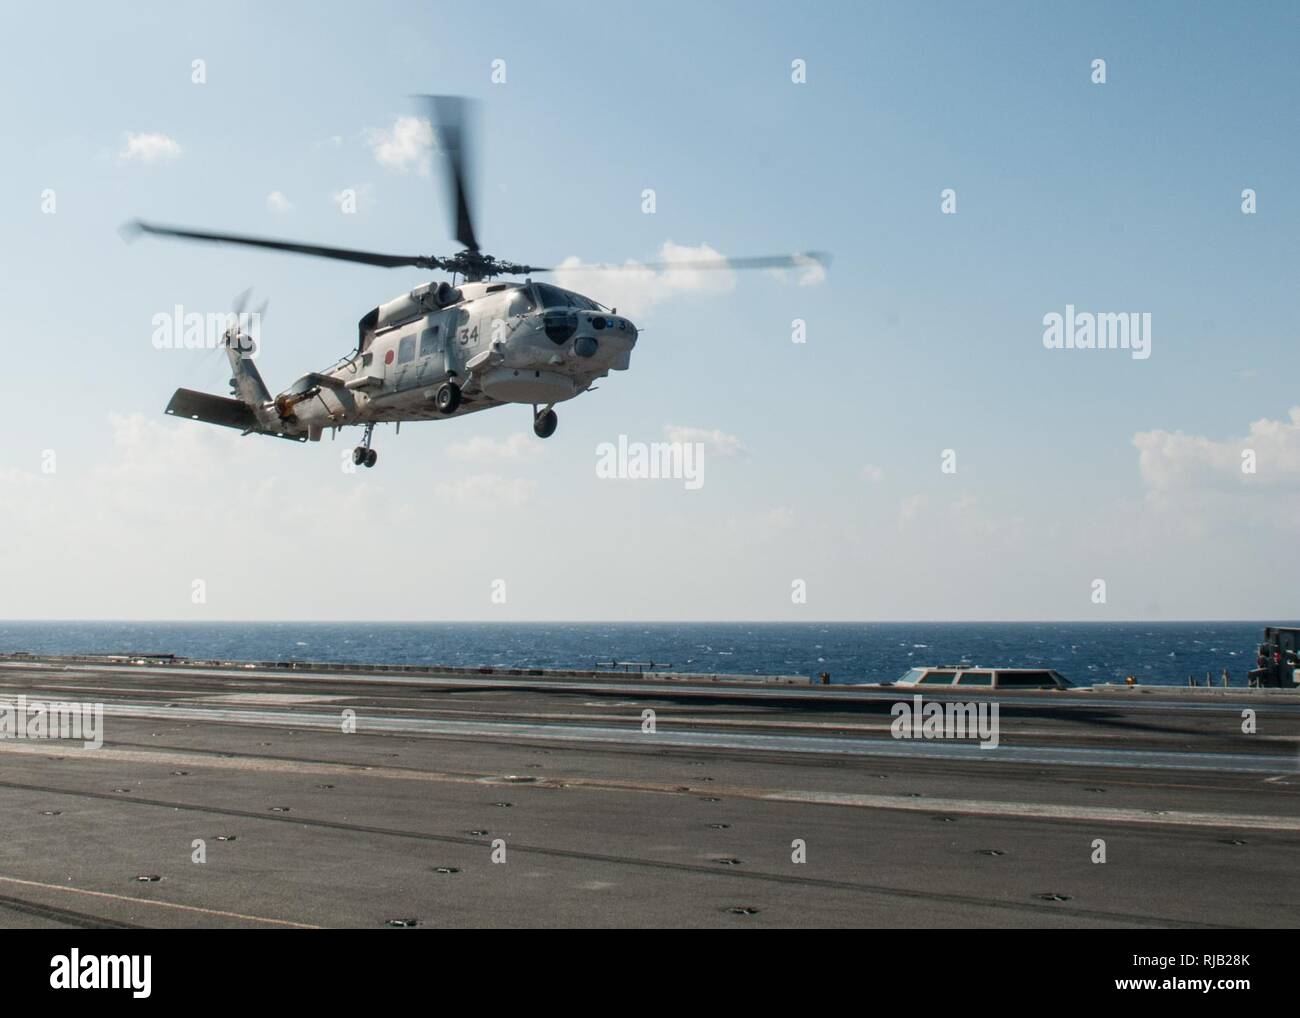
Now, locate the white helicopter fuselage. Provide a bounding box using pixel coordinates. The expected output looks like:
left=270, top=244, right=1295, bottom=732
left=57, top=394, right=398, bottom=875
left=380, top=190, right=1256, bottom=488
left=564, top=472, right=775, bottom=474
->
left=251, top=280, right=637, bottom=440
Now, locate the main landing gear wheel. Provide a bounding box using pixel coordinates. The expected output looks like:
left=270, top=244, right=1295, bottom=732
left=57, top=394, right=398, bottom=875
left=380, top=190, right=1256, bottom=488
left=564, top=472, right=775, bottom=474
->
left=435, top=381, right=462, bottom=414
left=353, top=422, right=378, bottom=468
left=533, top=408, right=558, bottom=439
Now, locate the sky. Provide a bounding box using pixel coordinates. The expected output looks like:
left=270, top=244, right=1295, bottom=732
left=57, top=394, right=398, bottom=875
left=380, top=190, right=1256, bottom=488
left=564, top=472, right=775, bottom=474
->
left=0, top=0, right=1298, bottom=622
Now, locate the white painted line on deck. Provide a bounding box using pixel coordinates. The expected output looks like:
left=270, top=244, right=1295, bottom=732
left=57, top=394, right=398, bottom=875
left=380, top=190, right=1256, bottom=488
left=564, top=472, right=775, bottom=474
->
left=0, top=874, right=320, bottom=928
left=764, top=790, right=1300, bottom=831
left=192, top=693, right=354, bottom=705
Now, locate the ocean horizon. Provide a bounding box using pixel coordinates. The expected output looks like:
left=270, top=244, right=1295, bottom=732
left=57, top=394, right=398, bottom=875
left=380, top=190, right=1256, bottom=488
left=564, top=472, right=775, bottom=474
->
left=1, top=620, right=1289, bottom=687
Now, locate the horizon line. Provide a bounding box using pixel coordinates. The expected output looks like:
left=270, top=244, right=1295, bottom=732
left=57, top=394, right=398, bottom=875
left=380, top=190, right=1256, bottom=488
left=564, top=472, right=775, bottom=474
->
left=0, top=618, right=1294, bottom=626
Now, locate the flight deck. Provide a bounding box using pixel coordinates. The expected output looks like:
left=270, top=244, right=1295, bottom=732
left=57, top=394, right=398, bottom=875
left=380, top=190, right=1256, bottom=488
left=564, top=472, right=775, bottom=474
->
left=0, top=654, right=1297, bottom=929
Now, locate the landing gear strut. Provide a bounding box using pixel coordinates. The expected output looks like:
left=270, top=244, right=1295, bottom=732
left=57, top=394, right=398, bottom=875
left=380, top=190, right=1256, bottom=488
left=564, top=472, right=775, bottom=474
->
left=533, top=405, right=558, bottom=439
left=352, top=423, right=378, bottom=468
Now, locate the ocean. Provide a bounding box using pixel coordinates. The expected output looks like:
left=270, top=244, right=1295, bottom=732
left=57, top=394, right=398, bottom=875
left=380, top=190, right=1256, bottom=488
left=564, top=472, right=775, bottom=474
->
left=0, top=620, right=1285, bottom=687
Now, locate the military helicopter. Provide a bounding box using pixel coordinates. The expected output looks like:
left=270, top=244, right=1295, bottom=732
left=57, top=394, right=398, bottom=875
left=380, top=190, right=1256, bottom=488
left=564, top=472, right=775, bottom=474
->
left=127, top=96, right=829, bottom=469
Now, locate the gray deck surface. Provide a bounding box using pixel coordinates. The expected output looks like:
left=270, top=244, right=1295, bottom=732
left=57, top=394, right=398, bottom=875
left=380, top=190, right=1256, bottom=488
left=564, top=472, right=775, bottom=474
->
left=0, top=658, right=1296, bottom=928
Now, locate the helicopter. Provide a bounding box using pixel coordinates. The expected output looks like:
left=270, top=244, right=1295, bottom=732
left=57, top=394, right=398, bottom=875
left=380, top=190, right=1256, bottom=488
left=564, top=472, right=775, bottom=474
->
left=127, top=96, right=830, bottom=469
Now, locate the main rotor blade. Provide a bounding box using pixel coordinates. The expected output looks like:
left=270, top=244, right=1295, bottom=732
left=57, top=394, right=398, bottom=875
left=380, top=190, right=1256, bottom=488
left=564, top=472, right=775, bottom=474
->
left=124, top=220, right=441, bottom=270
left=417, top=95, right=480, bottom=253
left=532, top=251, right=832, bottom=273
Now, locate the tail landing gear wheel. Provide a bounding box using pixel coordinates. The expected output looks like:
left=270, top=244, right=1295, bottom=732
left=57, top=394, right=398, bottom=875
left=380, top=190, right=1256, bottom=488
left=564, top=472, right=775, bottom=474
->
left=533, top=408, right=558, bottom=439
left=364, top=449, right=378, bottom=468
left=435, top=382, right=462, bottom=415
left=352, top=447, right=366, bottom=466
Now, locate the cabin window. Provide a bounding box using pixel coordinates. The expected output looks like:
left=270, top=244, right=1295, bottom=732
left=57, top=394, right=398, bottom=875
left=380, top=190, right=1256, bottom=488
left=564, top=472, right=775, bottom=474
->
left=918, top=671, right=956, bottom=684
left=956, top=671, right=993, bottom=686
left=419, top=326, right=440, bottom=357
left=398, top=335, right=416, bottom=364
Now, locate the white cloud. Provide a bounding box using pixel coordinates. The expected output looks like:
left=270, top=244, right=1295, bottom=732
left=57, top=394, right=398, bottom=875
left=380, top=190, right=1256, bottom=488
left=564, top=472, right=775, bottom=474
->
left=1134, top=406, right=1300, bottom=492
left=433, top=473, right=536, bottom=506
left=759, top=507, right=795, bottom=529
left=897, top=493, right=928, bottom=532
left=266, top=191, right=293, bottom=213
left=793, top=252, right=828, bottom=286
left=365, top=116, right=433, bottom=175
left=553, top=241, right=737, bottom=317
left=0, top=413, right=555, bottom=618
left=555, top=243, right=826, bottom=317
left=447, top=433, right=541, bottom=461
left=720, top=506, right=796, bottom=547
left=663, top=425, right=746, bottom=457
left=767, top=252, right=829, bottom=287
left=119, top=131, right=182, bottom=164
left=861, top=464, right=884, bottom=483
left=5, top=406, right=1295, bottom=622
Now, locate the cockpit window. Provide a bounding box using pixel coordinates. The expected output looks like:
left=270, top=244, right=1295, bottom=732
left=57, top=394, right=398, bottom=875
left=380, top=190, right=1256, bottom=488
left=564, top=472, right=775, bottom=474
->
left=508, top=287, right=537, bottom=316
left=535, top=283, right=600, bottom=312
left=534, top=283, right=571, bottom=309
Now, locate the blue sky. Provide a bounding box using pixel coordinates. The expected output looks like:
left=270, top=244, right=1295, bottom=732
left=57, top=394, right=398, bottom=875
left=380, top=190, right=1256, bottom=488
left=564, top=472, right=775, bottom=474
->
left=1, top=0, right=1297, bottom=621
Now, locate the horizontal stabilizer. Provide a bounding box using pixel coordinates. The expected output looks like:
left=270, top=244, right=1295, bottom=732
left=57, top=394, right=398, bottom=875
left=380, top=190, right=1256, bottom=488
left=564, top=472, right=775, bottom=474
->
left=164, top=389, right=308, bottom=442
left=166, top=388, right=259, bottom=430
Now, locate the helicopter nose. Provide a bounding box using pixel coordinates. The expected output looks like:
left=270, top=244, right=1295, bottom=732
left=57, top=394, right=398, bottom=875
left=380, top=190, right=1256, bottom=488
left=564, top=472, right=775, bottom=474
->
left=572, top=313, right=636, bottom=358
left=587, top=312, right=637, bottom=341
left=567, top=312, right=635, bottom=370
